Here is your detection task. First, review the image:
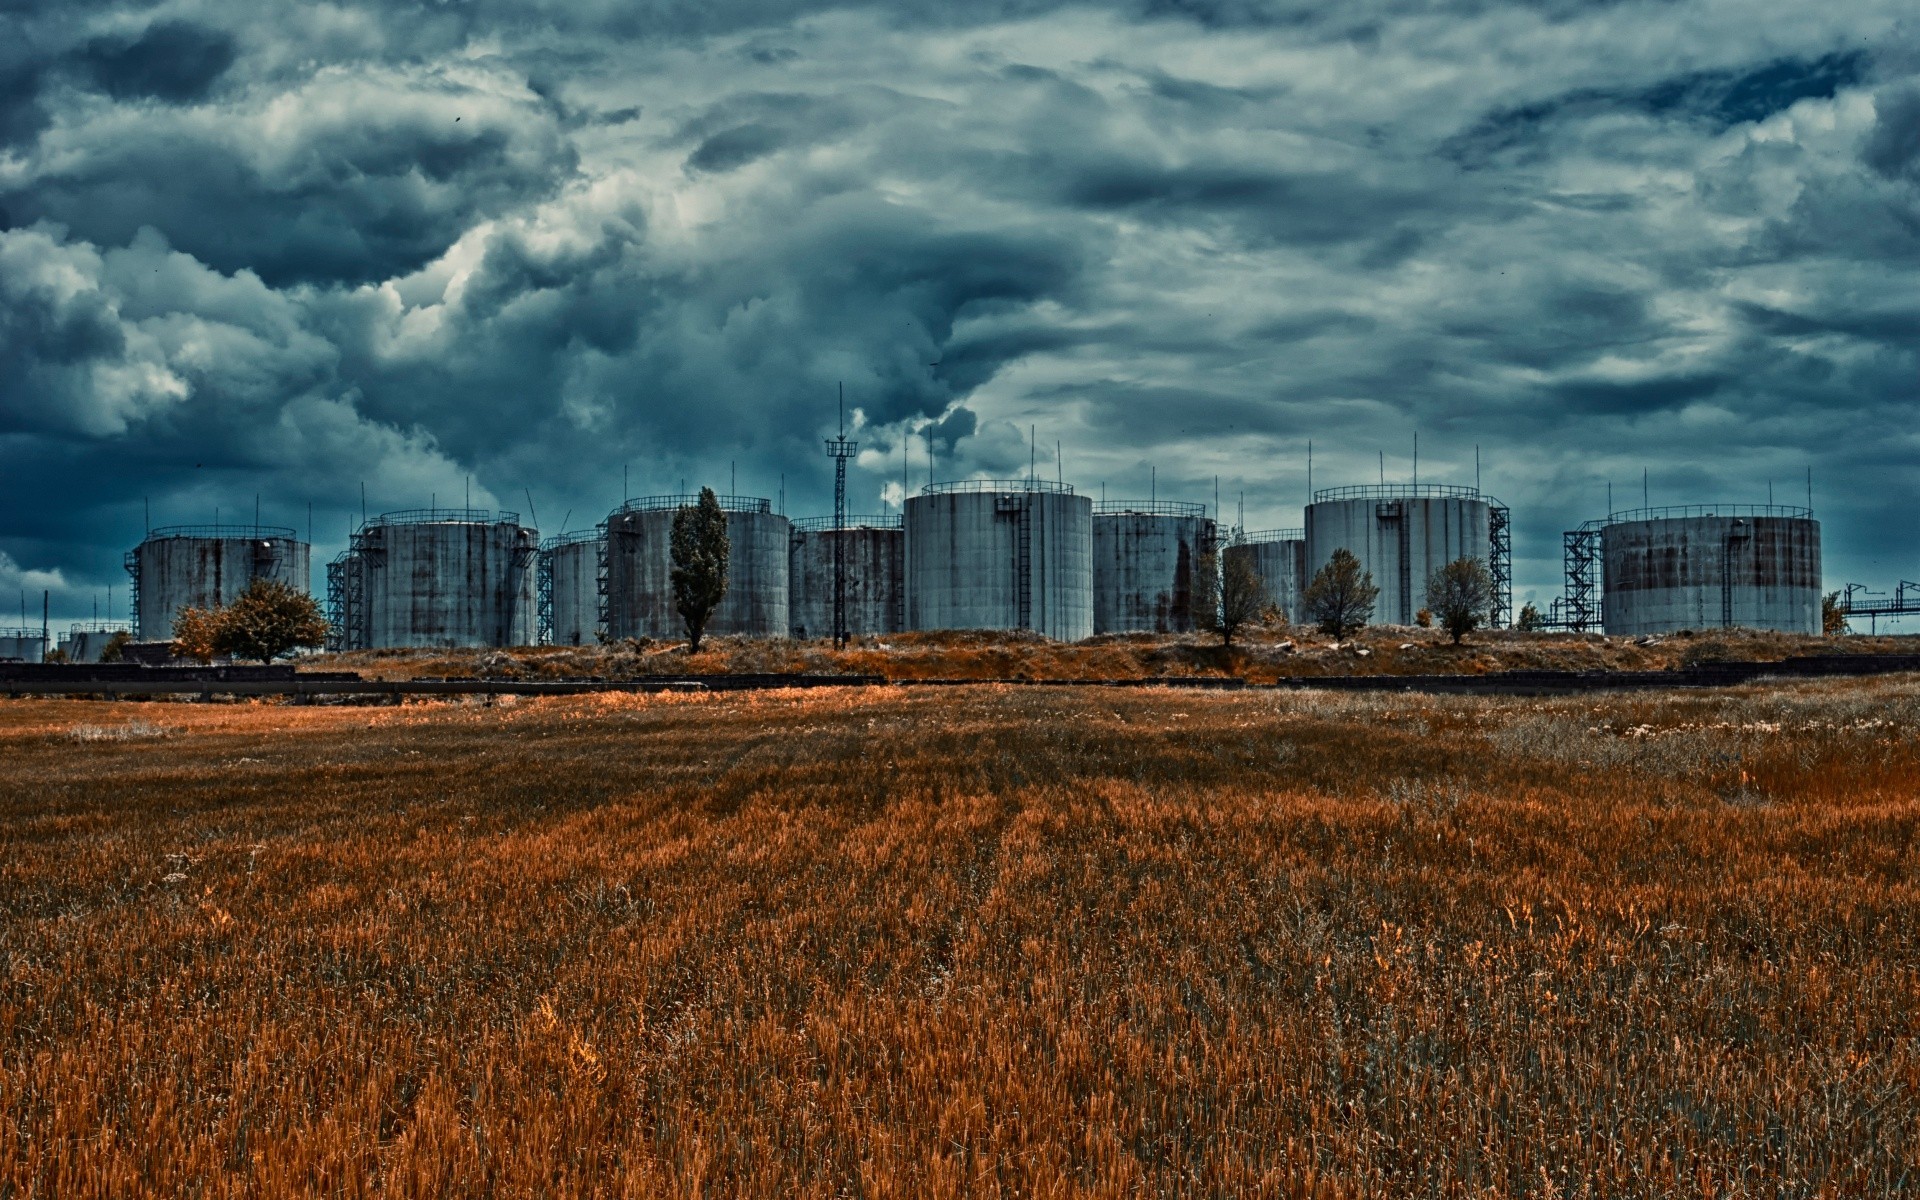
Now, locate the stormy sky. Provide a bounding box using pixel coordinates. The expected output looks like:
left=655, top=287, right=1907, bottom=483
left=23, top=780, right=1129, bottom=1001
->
left=2, top=0, right=1916, bottom=629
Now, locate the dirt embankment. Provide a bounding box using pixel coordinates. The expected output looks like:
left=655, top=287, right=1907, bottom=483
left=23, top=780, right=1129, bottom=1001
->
left=315, top=626, right=1920, bottom=683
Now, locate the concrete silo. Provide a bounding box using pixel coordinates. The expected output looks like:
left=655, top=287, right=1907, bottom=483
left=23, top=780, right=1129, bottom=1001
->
left=1092, top=502, right=1215, bottom=634
left=788, top=515, right=903, bottom=640
left=603, top=495, right=789, bottom=640
left=1601, top=505, right=1820, bottom=635
left=1225, top=529, right=1307, bottom=625
left=539, top=530, right=602, bottom=646
left=905, top=480, right=1092, bottom=641
left=127, top=525, right=312, bottom=642
left=1305, top=485, right=1492, bottom=627
left=326, top=508, right=537, bottom=649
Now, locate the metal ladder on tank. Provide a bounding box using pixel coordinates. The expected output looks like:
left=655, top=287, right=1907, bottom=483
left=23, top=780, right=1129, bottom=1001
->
left=123, top=551, right=141, bottom=642
left=509, top=538, right=538, bottom=646
left=536, top=547, right=554, bottom=646
left=1487, top=502, right=1512, bottom=627
left=593, top=522, right=610, bottom=642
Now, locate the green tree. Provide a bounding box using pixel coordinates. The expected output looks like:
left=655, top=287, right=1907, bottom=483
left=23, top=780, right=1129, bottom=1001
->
left=1425, top=557, right=1496, bottom=645
left=1303, top=548, right=1379, bottom=639
left=1516, top=603, right=1547, bottom=632
left=99, top=630, right=133, bottom=663
left=211, top=579, right=328, bottom=664
left=1199, top=535, right=1271, bottom=648
left=1822, top=591, right=1848, bottom=636
left=671, top=488, right=731, bottom=653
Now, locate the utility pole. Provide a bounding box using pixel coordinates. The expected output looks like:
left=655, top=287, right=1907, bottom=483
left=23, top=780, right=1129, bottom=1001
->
left=826, top=384, right=858, bottom=649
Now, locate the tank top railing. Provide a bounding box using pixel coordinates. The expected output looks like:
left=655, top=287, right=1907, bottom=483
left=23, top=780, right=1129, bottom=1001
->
left=1092, top=501, right=1207, bottom=518
left=1604, top=504, right=1813, bottom=523
left=143, top=524, right=299, bottom=541
left=1311, top=484, right=1481, bottom=503
left=791, top=515, right=903, bottom=532
left=365, top=509, right=521, bottom=527
left=614, top=494, right=771, bottom=515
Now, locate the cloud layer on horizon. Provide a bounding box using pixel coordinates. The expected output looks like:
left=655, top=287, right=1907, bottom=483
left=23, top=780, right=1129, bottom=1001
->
left=1, top=0, right=1916, bottom=624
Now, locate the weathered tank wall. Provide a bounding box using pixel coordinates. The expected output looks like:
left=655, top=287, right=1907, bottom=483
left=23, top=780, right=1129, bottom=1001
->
left=1226, top=536, right=1307, bottom=624
left=789, top=524, right=903, bottom=639
left=1305, top=495, right=1490, bottom=626
left=0, top=634, right=45, bottom=662
left=133, top=532, right=311, bottom=641
left=60, top=629, right=124, bottom=663
left=905, top=486, right=1093, bottom=640
left=1092, top=510, right=1214, bottom=633
left=361, top=519, right=538, bottom=648
left=605, top=506, right=789, bottom=640
left=546, top=537, right=600, bottom=646
left=1602, top=515, right=1820, bottom=635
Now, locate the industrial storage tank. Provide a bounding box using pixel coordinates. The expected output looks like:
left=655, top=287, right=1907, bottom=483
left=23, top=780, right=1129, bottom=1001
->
left=59, top=624, right=129, bottom=663
left=604, top=495, right=789, bottom=640
left=326, top=508, right=537, bottom=649
left=1092, top=501, right=1215, bottom=634
left=539, top=530, right=601, bottom=646
left=788, top=515, right=903, bottom=640
left=0, top=629, right=45, bottom=662
left=127, top=524, right=312, bottom=642
left=1225, top=529, right=1307, bottom=625
left=905, top=480, right=1092, bottom=640
left=1601, top=505, right=1820, bottom=635
left=1305, top=485, right=1493, bottom=627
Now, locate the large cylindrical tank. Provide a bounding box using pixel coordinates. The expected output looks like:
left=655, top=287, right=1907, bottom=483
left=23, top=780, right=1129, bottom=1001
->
left=1092, top=502, right=1214, bottom=634
left=541, top=531, right=601, bottom=646
left=1601, top=506, right=1820, bottom=635
left=604, top=495, right=789, bottom=640
left=59, top=625, right=129, bottom=663
left=1305, top=486, right=1492, bottom=627
left=1226, top=529, right=1307, bottom=624
left=905, top=480, right=1093, bottom=640
left=129, top=525, right=312, bottom=641
left=0, top=630, right=45, bottom=662
left=788, top=515, right=903, bottom=640
left=346, top=509, right=538, bottom=648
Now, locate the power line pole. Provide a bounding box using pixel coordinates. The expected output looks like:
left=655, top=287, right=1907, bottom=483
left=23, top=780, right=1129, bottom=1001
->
left=826, top=384, right=858, bottom=649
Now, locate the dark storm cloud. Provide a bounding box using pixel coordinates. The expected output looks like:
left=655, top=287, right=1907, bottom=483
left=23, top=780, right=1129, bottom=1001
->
left=1444, top=52, right=1870, bottom=168
left=5, top=65, right=579, bottom=287
left=74, top=20, right=236, bottom=103
left=1, top=0, right=1916, bottom=626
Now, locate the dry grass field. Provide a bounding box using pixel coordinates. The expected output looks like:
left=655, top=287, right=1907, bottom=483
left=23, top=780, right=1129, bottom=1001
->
left=4, top=679, right=1918, bottom=1197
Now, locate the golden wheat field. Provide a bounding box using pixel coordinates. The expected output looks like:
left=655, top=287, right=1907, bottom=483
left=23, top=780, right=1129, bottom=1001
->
left=3, top=679, right=1918, bottom=1198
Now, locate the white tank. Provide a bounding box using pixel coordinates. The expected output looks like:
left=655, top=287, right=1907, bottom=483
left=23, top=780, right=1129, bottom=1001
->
left=1225, top=529, right=1307, bottom=624
left=788, top=515, right=903, bottom=640
left=604, top=495, right=789, bottom=640
left=329, top=509, right=538, bottom=649
left=905, top=480, right=1092, bottom=640
left=1601, top=506, right=1820, bottom=635
left=1304, top=486, right=1492, bottom=627
left=60, top=625, right=129, bottom=663
left=539, top=531, right=601, bottom=646
left=0, top=630, right=45, bottom=662
left=128, top=525, right=312, bottom=641
left=1092, top=502, right=1214, bottom=634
